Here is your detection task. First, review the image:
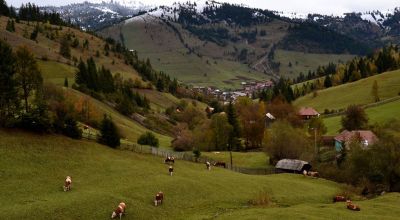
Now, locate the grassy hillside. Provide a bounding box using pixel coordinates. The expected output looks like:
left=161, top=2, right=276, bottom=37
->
left=294, top=70, right=400, bottom=112
left=64, top=88, right=173, bottom=147
left=1, top=130, right=399, bottom=219
left=276, top=49, right=354, bottom=79
left=323, top=99, right=400, bottom=135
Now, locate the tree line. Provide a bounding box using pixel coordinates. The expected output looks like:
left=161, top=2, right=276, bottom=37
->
left=1, top=1, right=68, bottom=26
left=293, top=44, right=400, bottom=99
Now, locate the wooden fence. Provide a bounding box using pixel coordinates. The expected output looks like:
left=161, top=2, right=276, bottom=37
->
left=82, top=133, right=277, bottom=175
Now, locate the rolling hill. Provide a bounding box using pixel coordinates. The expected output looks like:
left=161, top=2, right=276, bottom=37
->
left=0, top=16, right=210, bottom=148
left=1, top=130, right=400, bottom=219
left=294, top=69, right=400, bottom=112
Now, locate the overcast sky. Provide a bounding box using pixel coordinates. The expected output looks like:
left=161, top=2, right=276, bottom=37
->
left=6, top=0, right=400, bottom=15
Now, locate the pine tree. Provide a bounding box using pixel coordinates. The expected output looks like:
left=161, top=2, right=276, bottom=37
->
left=6, top=19, right=15, bottom=32
left=324, top=74, right=332, bottom=88
left=0, top=39, right=19, bottom=126
left=59, top=35, right=71, bottom=59
left=86, top=57, right=98, bottom=91
left=75, top=58, right=88, bottom=86
left=64, top=77, right=68, bottom=87
left=98, top=115, right=120, bottom=148
left=0, top=0, right=9, bottom=16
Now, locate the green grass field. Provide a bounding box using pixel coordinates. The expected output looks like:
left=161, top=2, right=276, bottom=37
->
left=323, top=99, right=400, bottom=135
left=1, top=130, right=400, bottom=219
left=275, top=50, right=354, bottom=79
left=38, top=60, right=77, bottom=86
left=201, top=152, right=269, bottom=168
left=294, top=70, right=400, bottom=112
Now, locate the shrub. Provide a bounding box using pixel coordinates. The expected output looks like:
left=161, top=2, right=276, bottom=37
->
left=137, top=132, right=159, bottom=147
left=63, top=117, right=82, bottom=139
left=249, top=190, right=272, bottom=206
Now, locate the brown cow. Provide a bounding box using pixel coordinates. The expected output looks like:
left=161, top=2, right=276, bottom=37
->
left=63, top=176, right=72, bottom=192
left=346, top=200, right=361, bottom=211
left=307, top=171, right=319, bottom=178
left=333, top=195, right=347, bottom=203
left=111, top=202, right=126, bottom=219
left=154, top=191, right=164, bottom=206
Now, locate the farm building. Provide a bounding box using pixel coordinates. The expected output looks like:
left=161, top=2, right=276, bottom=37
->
left=334, top=130, right=378, bottom=151
left=275, top=159, right=311, bottom=173
left=298, top=107, right=320, bottom=120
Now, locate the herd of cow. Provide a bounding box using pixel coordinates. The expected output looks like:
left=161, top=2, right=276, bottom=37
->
left=62, top=156, right=219, bottom=219
left=61, top=156, right=361, bottom=219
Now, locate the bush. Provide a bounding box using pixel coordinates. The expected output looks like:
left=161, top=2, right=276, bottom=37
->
left=248, top=190, right=272, bottom=206
left=63, top=117, right=82, bottom=139
left=18, top=112, right=51, bottom=133
left=138, top=132, right=159, bottom=147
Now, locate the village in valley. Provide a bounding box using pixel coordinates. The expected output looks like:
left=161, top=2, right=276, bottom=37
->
left=1, top=0, right=400, bottom=219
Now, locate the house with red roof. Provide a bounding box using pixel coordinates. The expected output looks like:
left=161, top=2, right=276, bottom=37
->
left=334, top=130, right=378, bottom=151
left=298, top=107, right=320, bottom=120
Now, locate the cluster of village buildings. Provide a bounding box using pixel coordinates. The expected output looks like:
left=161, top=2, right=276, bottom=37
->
left=192, top=80, right=274, bottom=102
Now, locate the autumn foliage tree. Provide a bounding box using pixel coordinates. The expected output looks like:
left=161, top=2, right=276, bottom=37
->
left=341, top=105, right=368, bottom=131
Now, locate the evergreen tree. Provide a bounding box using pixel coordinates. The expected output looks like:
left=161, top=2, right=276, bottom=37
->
left=0, top=0, right=9, bottom=16
left=6, top=19, right=15, bottom=32
left=86, top=57, right=98, bottom=91
left=0, top=39, right=19, bottom=126
left=98, top=115, right=120, bottom=148
left=75, top=58, right=88, bottom=86
left=226, top=101, right=241, bottom=150
left=59, top=34, right=71, bottom=59
left=64, top=77, right=68, bottom=87
left=156, top=78, right=164, bottom=91
left=324, top=74, right=332, bottom=88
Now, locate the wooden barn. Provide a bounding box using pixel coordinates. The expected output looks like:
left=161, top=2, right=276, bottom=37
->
left=275, top=159, right=311, bottom=174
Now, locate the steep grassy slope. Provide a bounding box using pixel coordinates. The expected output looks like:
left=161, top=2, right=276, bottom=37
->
left=1, top=130, right=399, bottom=219
left=276, top=49, right=354, bottom=79
left=323, top=99, right=400, bottom=135
left=294, top=70, right=400, bottom=112
left=0, top=17, right=141, bottom=80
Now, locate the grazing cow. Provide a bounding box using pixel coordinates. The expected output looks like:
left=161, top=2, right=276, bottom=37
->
left=111, top=202, right=126, bottom=219
left=206, top=161, right=211, bottom=171
left=154, top=191, right=164, bottom=206
left=164, top=156, right=175, bottom=164
left=169, top=166, right=174, bottom=176
left=214, top=161, right=226, bottom=168
left=346, top=200, right=360, bottom=211
left=333, top=195, right=347, bottom=203
left=63, top=176, right=72, bottom=192
left=307, top=171, right=319, bottom=178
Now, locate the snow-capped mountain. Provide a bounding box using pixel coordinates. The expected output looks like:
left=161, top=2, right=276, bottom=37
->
left=42, top=0, right=153, bottom=30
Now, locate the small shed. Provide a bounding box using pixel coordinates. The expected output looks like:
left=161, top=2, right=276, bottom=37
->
left=298, top=107, right=320, bottom=120
left=275, top=159, right=311, bottom=173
